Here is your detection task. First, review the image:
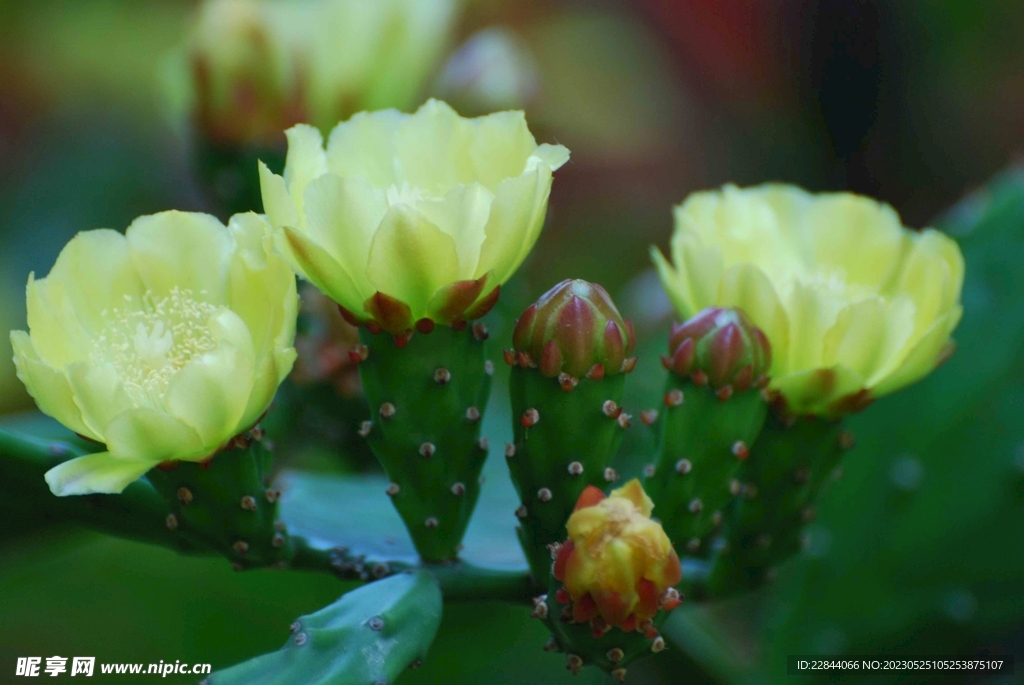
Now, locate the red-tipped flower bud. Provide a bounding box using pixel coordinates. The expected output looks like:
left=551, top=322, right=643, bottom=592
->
left=664, top=307, right=771, bottom=391
left=513, top=280, right=636, bottom=379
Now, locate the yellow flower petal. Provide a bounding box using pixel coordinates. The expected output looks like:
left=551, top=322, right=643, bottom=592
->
left=44, top=452, right=155, bottom=496
left=394, top=99, right=473, bottom=194
left=276, top=225, right=364, bottom=312
left=104, top=408, right=205, bottom=462
left=610, top=478, right=654, bottom=517
left=65, top=361, right=134, bottom=438
left=24, top=274, right=91, bottom=368
left=872, top=307, right=962, bottom=397
left=416, top=182, right=494, bottom=277
left=301, top=172, right=387, bottom=299
left=366, top=204, right=461, bottom=316
left=326, top=109, right=403, bottom=188
left=532, top=143, right=571, bottom=172
left=283, top=124, right=329, bottom=218
left=38, top=228, right=146, bottom=335
left=258, top=161, right=301, bottom=232
left=467, top=110, right=538, bottom=190
left=11, top=331, right=95, bottom=440
left=165, top=309, right=256, bottom=445
left=475, top=164, right=550, bottom=284
left=126, top=211, right=233, bottom=301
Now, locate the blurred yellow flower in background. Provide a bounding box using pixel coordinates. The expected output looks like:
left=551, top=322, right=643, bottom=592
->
left=259, top=99, right=570, bottom=334
left=652, top=184, right=964, bottom=416
left=170, top=0, right=459, bottom=144
left=553, top=480, right=681, bottom=631
left=10, top=212, right=298, bottom=496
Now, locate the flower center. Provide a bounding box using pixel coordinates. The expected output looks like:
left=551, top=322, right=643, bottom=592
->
left=92, top=288, right=219, bottom=406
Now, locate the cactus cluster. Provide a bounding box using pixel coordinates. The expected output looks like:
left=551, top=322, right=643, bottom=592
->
left=355, top=323, right=493, bottom=562
left=504, top=280, right=637, bottom=585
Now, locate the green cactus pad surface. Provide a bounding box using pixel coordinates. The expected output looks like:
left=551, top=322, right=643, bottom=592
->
left=508, top=368, right=628, bottom=586
left=147, top=439, right=294, bottom=570
left=645, top=379, right=768, bottom=558
left=358, top=325, right=493, bottom=562
left=209, top=571, right=443, bottom=685
left=707, top=415, right=845, bottom=594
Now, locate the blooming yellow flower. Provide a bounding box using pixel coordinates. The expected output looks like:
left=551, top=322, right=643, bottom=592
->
left=170, top=0, right=458, bottom=144
left=553, top=480, right=682, bottom=631
left=259, top=99, right=570, bottom=333
left=652, top=184, right=964, bottom=416
left=10, top=211, right=298, bottom=496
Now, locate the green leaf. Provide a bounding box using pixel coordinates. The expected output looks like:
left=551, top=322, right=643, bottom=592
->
left=210, top=570, right=443, bottom=685
left=756, top=167, right=1024, bottom=678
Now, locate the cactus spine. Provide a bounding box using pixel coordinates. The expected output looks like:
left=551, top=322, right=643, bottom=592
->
left=146, top=427, right=293, bottom=569
left=505, top=280, right=637, bottom=585
left=644, top=307, right=772, bottom=558
left=708, top=413, right=850, bottom=594
left=356, top=323, right=492, bottom=562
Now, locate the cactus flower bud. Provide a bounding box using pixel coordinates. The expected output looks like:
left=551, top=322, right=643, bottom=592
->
left=652, top=184, right=964, bottom=416
left=664, top=307, right=771, bottom=391
left=10, top=211, right=298, bottom=496
left=512, top=280, right=637, bottom=380
left=553, top=480, right=682, bottom=631
left=260, top=100, right=569, bottom=335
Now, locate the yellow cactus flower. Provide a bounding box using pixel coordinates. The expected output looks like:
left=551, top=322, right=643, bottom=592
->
left=10, top=211, right=298, bottom=496
left=259, top=99, right=570, bottom=334
left=170, top=0, right=458, bottom=145
left=553, top=480, right=682, bottom=632
left=652, top=184, right=964, bottom=417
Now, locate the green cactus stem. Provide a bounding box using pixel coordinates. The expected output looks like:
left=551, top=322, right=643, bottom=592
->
left=209, top=570, right=443, bottom=685
left=505, top=280, right=637, bottom=585
left=707, top=413, right=851, bottom=595
left=356, top=323, right=492, bottom=562
left=0, top=426, right=208, bottom=553
left=146, top=430, right=293, bottom=570
left=644, top=307, right=772, bottom=558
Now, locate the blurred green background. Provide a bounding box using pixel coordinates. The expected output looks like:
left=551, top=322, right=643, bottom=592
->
left=1, top=0, right=1023, bottom=683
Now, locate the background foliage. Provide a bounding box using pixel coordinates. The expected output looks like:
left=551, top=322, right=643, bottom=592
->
left=1, top=0, right=1023, bottom=683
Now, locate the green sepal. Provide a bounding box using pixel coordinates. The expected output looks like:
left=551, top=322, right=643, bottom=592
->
left=209, top=570, right=443, bottom=685
left=645, top=381, right=768, bottom=556
left=146, top=439, right=293, bottom=569
left=358, top=325, right=492, bottom=562
left=707, top=415, right=845, bottom=595
left=508, top=368, right=627, bottom=586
